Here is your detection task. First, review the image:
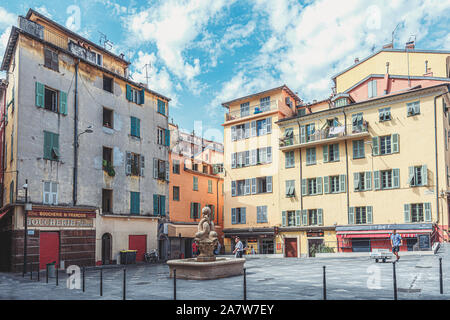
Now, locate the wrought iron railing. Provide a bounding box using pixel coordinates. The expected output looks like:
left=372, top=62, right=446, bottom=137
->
left=225, top=100, right=277, bottom=121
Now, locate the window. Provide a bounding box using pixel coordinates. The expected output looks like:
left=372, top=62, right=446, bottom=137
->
left=349, top=206, right=373, bottom=224
left=302, top=177, right=323, bottom=196
left=286, top=180, right=295, bottom=197
left=379, top=107, right=391, bottom=121
left=190, top=202, right=201, bottom=219
left=308, top=209, right=318, bottom=225
left=43, top=131, right=59, bottom=161
left=130, top=116, right=140, bottom=138
left=411, top=203, right=424, bottom=222
left=354, top=172, right=372, bottom=191
left=157, top=128, right=164, bottom=145
left=203, top=165, right=209, bottom=174
left=353, top=140, right=365, bottom=159
left=380, top=135, right=392, bottom=155
left=334, top=98, right=348, bottom=107
left=36, top=82, right=66, bottom=114
left=43, top=181, right=58, bottom=205
left=308, top=178, right=317, bottom=195
left=235, top=123, right=247, bottom=140
left=324, top=143, right=339, bottom=162
left=306, top=123, right=315, bottom=142
left=193, top=177, right=198, bottom=191
left=173, top=186, right=180, bottom=201
left=381, top=170, right=392, bottom=189
left=208, top=180, right=213, bottom=193
left=260, top=96, right=270, bottom=111
left=44, top=47, right=58, bottom=71
left=409, top=165, right=427, bottom=187
left=103, top=108, right=113, bottom=128
left=240, top=102, right=250, bottom=117
left=298, top=108, right=306, bottom=116
left=407, top=101, right=420, bottom=116
left=153, top=194, right=166, bottom=216
left=126, top=152, right=145, bottom=176
left=103, top=146, right=113, bottom=168
left=173, top=160, right=180, bottom=174
left=206, top=204, right=216, bottom=220
left=212, top=163, right=223, bottom=174
left=374, top=169, right=399, bottom=190
left=103, top=75, right=113, bottom=93
left=232, top=177, right=272, bottom=196
left=355, top=207, right=367, bottom=224
left=256, top=118, right=269, bottom=136
left=231, top=207, right=246, bottom=224
left=372, top=134, right=399, bottom=156
left=44, top=87, right=58, bottom=112
left=287, top=211, right=296, bottom=227
left=257, top=176, right=272, bottom=194
left=352, top=113, right=363, bottom=132
left=306, top=148, right=316, bottom=165
left=257, top=206, right=268, bottom=223
left=95, top=52, right=103, bottom=66
left=152, top=158, right=167, bottom=180
left=330, top=176, right=340, bottom=193
left=102, top=189, right=113, bottom=213
left=157, top=99, right=166, bottom=115
left=283, top=128, right=294, bottom=146
left=368, top=80, right=377, bottom=98
left=285, top=151, right=295, bottom=168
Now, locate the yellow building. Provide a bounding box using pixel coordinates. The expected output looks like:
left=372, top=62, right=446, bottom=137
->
left=222, top=86, right=300, bottom=254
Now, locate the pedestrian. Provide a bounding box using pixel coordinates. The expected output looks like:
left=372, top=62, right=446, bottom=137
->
left=232, top=236, right=246, bottom=258
left=251, top=246, right=255, bottom=255
left=192, top=241, right=198, bottom=257
left=390, top=229, right=402, bottom=262
left=214, top=242, right=221, bottom=255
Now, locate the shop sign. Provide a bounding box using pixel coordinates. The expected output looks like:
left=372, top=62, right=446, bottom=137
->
left=307, top=231, right=324, bottom=237
left=27, top=217, right=94, bottom=228
left=29, top=211, right=95, bottom=219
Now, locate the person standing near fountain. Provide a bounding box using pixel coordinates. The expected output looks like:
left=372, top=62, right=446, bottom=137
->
left=233, top=237, right=246, bottom=258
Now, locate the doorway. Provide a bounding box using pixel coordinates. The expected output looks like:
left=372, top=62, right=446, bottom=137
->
left=39, top=232, right=59, bottom=270
left=129, top=235, right=147, bottom=262
left=308, top=238, right=324, bottom=257
left=285, top=238, right=298, bottom=257
left=101, top=233, right=112, bottom=265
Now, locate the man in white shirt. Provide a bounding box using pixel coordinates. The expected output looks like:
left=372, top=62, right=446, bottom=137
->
left=232, top=236, right=246, bottom=258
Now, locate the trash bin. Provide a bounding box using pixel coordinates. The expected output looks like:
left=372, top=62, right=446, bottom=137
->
left=120, top=250, right=137, bottom=264
left=47, top=261, right=56, bottom=278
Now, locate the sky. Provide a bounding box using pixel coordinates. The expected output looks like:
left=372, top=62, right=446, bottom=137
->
left=1, top=0, right=449, bottom=142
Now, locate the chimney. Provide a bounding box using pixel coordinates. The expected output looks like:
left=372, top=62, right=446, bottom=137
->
left=354, top=58, right=359, bottom=64
left=405, top=41, right=415, bottom=50
left=383, top=43, right=393, bottom=49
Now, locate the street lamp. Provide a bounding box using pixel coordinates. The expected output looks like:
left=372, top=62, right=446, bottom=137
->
left=76, top=125, right=93, bottom=147
left=73, top=126, right=93, bottom=205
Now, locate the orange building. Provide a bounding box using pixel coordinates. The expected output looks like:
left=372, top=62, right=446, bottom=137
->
left=166, top=123, right=224, bottom=259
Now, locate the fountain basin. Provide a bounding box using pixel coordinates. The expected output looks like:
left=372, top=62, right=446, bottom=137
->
left=167, top=257, right=245, bottom=280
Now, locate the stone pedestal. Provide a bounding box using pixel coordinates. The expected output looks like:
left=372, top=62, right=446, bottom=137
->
left=167, top=258, right=245, bottom=280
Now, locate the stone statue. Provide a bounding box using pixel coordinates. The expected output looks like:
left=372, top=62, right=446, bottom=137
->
left=194, top=207, right=219, bottom=262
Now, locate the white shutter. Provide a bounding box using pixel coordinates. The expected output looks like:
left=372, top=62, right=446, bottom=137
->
left=250, top=149, right=257, bottom=165
left=266, top=147, right=272, bottom=163
left=251, top=178, right=257, bottom=194
left=126, top=152, right=132, bottom=175
left=267, top=176, right=272, bottom=193
left=153, top=158, right=158, bottom=178
left=165, top=161, right=170, bottom=181
left=140, top=155, right=145, bottom=177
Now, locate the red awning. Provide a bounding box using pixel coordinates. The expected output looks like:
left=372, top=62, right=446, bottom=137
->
left=338, top=231, right=425, bottom=239
left=0, top=209, right=11, bottom=221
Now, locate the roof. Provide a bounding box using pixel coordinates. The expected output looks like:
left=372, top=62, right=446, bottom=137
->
left=332, top=48, right=450, bottom=81
left=26, top=9, right=131, bottom=65
left=221, top=84, right=301, bottom=107
left=276, top=82, right=450, bottom=124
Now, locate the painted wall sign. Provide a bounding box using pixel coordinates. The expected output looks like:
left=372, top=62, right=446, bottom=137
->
left=28, top=211, right=95, bottom=219
left=27, top=217, right=94, bottom=228
left=307, top=231, right=324, bottom=237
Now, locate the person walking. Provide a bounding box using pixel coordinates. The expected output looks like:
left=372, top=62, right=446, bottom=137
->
left=232, top=237, right=246, bottom=258
left=390, top=229, right=402, bottom=262
left=192, top=241, right=198, bottom=257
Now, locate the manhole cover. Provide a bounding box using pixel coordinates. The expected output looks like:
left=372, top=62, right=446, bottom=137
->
left=398, top=288, right=421, bottom=293
left=135, top=282, right=151, bottom=285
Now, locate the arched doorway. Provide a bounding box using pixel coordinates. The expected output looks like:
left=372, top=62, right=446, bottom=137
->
left=102, top=233, right=112, bottom=265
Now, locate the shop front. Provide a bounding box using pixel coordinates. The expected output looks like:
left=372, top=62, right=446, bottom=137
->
left=279, top=227, right=336, bottom=258
left=336, top=223, right=435, bottom=253
left=0, top=204, right=97, bottom=272
left=223, top=228, right=275, bottom=255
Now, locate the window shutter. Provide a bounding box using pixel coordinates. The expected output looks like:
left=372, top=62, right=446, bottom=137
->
left=372, top=137, right=379, bottom=156
left=354, top=172, right=360, bottom=191
left=136, top=118, right=141, bottom=137
left=251, top=121, right=257, bottom=137
left=59, top=91, right=67, bottom=115
left=348, top=207, right=355, bottom=224
left=35, top=82, right=45, bottom=108
left=282, top=211, right=287, bottom=227
left=323, top=145, right=329, bottom=162
left=165, top=160, right=169, bottom=181
left=153, top=194, right=159, bottom=215
left=352, top=141, right=358, bottom=158
left=190, top=202, right=195, bottom=219
left=393, top=169, right=400, bottom=188
left=424, top=202, right=432, bottom=222
left=295, top=210, right=301, bottom=226
left=43, top=131, right=52, bottom=159
left=139, top=89, right=145, bottom=105
left=160, top=195, right=165, bottom=216
left=404, top=204, right=411, bottom=223
left=267, top=176, right=272, bottom=193
left=51, top=133, right=59, bottom=159
left=124, top=152, right=131, bottom=175
left=318, top=209, right=323, bottom=225
left=231, top=153, right=236, bottom=168
left=301, top=179, right=307, bottom=196
left=231, top=181, right=236, bottom=196
left=245, top=151, right=250, bottom=166
left=140, top=155, right=145, bottom=177
left=266, top=117, right=272, bottom=133
left=130, top=117, right=136, bottom=136
left=231, top=126, right=237, bottom=141
left=367, top=206, right=373, bottom=224
left=250, top=149, right=257, bottom=165
left=334, top=144, right=339, bottom=160
left=414, top=101, right=420, bottom=114
left=422, top=165, right=428, bottom=186
left=126, top=84, right=132, bottom=101
left=244, top=179, right=250, bottom=195
left=251, top=178, right=256, bottom=194
left=408, top=166, right=415, bottom=186
left=374, top=171, right=380, bottom=190
left=153, top=158, right=160, bottom=178
left=244, top=122, right=250, bottom=139
left=165, top=129, right=170, bottom=146
left=241, top=208, right=246, bottom=224
left=316, top=177, right=322, bottom=194
left=136, top=192, right=141, bottom=214
left=339, top=174, right=346, bottom=193
left=302, top=210, right=307, bottom=226
left=267, top=147, right=272, bottom=163
left=231, top=208, right=237, bottom=224
left=324, top=176, right=330, bottom=194
left=365, top=171, right=372, bottom=190
left=300, top=126, right=306, bottom=144
left=392, top=134, right=399, bottom=153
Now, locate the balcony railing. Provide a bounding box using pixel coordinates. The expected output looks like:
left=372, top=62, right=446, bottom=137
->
left=225, top=100, right=278, bottom=122
left=280, top=122, right=369, bottom=148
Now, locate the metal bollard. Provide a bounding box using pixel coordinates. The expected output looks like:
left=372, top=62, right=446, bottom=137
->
left=30, top=267, right=32, bottom=280
left=393, top=261, right=397, bottom=300
left=56, top=265, right=59, bottom=286
left=323, top=266, right=327, bottom=300
left=100, top=268, right=103, bottom=297
left=46, top=265, right=48, bottom=283
left=439, top=257, right=443, bottom=294
left=37, top=266, right=40, bottom=282
left=243, top=268, right=247, bottom=301
left=123, top=269, right=126, bottom=300
left=173, top=269, right=177, bottom=300
left=82, top=267, right=85, bottom=292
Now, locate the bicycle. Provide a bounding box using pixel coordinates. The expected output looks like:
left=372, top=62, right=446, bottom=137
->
left=144, top=249, right=158, bottom=263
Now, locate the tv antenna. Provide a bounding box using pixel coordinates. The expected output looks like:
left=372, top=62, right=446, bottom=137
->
left=391, top=22, right=403, bottom=48
left=98, top=31, right=114, bottom=51
left=144, top=63, right=151, bottom=87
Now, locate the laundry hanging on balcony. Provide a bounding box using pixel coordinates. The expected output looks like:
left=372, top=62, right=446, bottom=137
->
left=329, top=125, right=345, bottom=135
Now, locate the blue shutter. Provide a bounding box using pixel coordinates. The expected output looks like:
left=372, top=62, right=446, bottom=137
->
left=160, top=195, right=165, bottom=216
left=165, top=129, right=170, bottom=146
left=231, top=208, right=237, bottom=224
left=316, top=177, right=322, bottom=194
left=339, top=174, right=346, bottom=193
left=139, top=89, right=145, bottom=104
left=267, top=176, right=272, bottom=193
left=231, top=181, right=236, bottom=196
left=392, top=134, right=399, bottom=153
left=282, top=211, right=287, bottom=227
left=35, top=82, right=44, bottom=107
left=374, top=171, right=380, bottom=190
left=59, top=91, right=67, bottom=115
left=393, top=169, right=400, bottom=188
left=365, top=171, right=372, bottom=190
left=136, top=118, right=141, bottom=137
left=131, top=117, right=136, bottom=136
left=126, top=84, right=132, bottom=101
left=323, top=145, right=329, bottom=162
left=153, top=194, right=159, bottom=215
left=300, top=126, right=306, bottom=144
left=324, top=176, right=330, bottom=194
left=241, top=208, right=246, bottom=224
left=317, top=209, right=323, bottom=226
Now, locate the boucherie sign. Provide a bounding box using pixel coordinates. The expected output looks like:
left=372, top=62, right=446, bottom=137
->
left=28, top=211, right=96, bottom=219
left=27, top=217, right=93, bottom=228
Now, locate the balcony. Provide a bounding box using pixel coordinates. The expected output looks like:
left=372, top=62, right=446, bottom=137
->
left=225, top=100, right=278, bottom=122
left=43, top=28, right=68, bottom=50
left=279, top=122, right=370, bottom=150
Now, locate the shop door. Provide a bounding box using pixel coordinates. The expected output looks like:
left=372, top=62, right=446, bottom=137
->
left=351, top=239, right=371, bottom=252
left=102, top=233, right=112, bottom=264
left=129, top=235, right=147, bottom=262
left=39, top=232, right=59, bottom=270
left=308, top=239, right=324, bottom=257
left=285, top=238, right=298, bottom=257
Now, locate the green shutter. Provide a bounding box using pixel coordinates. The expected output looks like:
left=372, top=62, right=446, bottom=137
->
left=59, top=91, right=67, bottom=115
left=374, top=171, right=380, bottom=190
left=301, top=179, right=307, bottom=196
left=136, top=118, right=140, bottom=137
left=404, top=204, right=411, bottom=223
left=392, top=134, right=399, bottom=153
left=295, top=210, right=301, bottom=226
left=354, top=172, right=360, bottom=191
left=393, top=169, right=400, bottom=188
left=348, top=207, right=355, bottom=224
left=165, top=129, right=170, bottom=146
left=139, top=89, right=145, bottom=104
left=318, top=209, right=323, bottom=225
left=367, top=206, right=373, bottom=224
left=35, top=82, right=44, bottom=107
left=372, top=137, right=379, bottom=156
left=44, top=131, right=52, bottom=159
left=302, top=210, right=308, bottom=226
left=316, top=177, right=322, bottom=194
left=282, top=211, right=287, bottom=227
left=241, top=208, right=246, bottom=224
left=424, top=203, right=432, bottom=222
left=323, top=145, right=329, bottom=162
left=131, top=192, right=140, bottom=215
left=339, top=174, right=346, bottom=193
left=131, top=117, right=136, bottom=136
left=334, top=144, right=339, bottom=160
left=409, top=166, right=415, bottom=186
left=52, top=133, right=59, bottom=159
left=126, top=84, right=132, bottom=101
left=153, top=194, right=159, bottom=215
left=160, top=195, right=165, bottom=216
left=190, top=203, right=195, bottom=219
left=324, top=176, right=329, bottom=194
left=422, top=165, right=428, bottom=186
left=365, top=171, right=372, bottom=190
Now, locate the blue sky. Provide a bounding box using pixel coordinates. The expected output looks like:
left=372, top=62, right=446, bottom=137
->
left=1, top=0, right=449, bottom=142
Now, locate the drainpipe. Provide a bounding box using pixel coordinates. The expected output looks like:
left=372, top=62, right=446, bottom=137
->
left=297, top=121, right=303, bottom=212
left=342, top=110, right=349, bottom=220
left=73, top=60, right=79, bottom=205
left=434, top=92, right=446, bottom=228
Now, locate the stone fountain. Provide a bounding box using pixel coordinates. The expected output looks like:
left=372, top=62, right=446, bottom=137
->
left=167, top=207, right=245, bottom=280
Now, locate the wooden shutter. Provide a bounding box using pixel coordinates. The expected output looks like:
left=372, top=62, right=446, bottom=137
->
left=424, top=203, right=432, bottom=222
left=43, top=131, right=52, bottom=159
left=367, top=206, right=373, bottom=224
left=392, top=134, right=399, bottom=153
left=59, top=91, right=67, bottom=115
left=302, top=210, right=308, bottom=226
left=404, top=204, right=411, bottom=223
left=393, top=169, right=400, bottom=188
left=374, top=171, right=380, bottom=190
left=372, top=137, right=379, bottom=156
left=408, top=166, right=415, bottom=186
left=422, top=165, right=428, bottom=186
left=231, top=181, right=236, bottom=196
left=300, top=125, right=306, bottom=144
left=324, top=176, right=329, bottom=194
left=140, top=156, right=145, bottom=177
left=295, top=210, right=301, bottom=226
left=251, top=178, right=256, bottom=194
left=160, top=195, right=165, bottom=216
left=139, top=89, right=145, bottom=105
left=301, top=179, right=307, bottom=196
left=316, top=177, right=322, bottom=194
left=323, top=145, right=329, bottom=162
left=354, top=172, right=360, bottom=191
left=339, top=174, right=346, bottom=193
left=36, top=82, right=45, bottom=107
left=282, top=211, right=287, bottom=227
left=241, top=208, right=246, bottom=224
left=365, top=171, right=372, bottom=190
left=267, top=176, right=272, bottom=193
left=348, top=207, right=355, bottom=224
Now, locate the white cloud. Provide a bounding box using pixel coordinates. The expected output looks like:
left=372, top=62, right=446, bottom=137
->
left=35, top=6, right=52, bottom=18
left=0, top=7, right=16, bottom=29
